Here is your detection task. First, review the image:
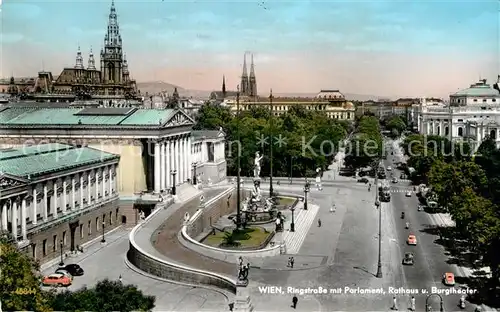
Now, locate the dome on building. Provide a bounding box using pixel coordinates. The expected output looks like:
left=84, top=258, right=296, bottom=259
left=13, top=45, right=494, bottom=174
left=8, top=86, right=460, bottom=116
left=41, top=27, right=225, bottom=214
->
left=316, top=90, right=345, bottom=100
left=344, top=101, right=354, bottom=109
left=452, top=79, right=500, bottom=97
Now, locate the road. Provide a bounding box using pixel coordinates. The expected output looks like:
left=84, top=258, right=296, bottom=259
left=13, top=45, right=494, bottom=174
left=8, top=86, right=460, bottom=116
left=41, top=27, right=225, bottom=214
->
left=41, top=228, right=228, bottom=311
left=382, top=139, right=478, bottom=312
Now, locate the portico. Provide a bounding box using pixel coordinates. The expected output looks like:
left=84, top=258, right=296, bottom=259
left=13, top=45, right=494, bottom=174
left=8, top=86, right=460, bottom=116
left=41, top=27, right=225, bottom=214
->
left=0, top=143, right=120, bottom=263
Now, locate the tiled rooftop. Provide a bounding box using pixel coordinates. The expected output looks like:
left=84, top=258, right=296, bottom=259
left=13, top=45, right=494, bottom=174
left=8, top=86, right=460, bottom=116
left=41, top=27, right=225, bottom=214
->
left=0, top=143, right=119, bottom=178
left=0, top=107, right=182, bottom=127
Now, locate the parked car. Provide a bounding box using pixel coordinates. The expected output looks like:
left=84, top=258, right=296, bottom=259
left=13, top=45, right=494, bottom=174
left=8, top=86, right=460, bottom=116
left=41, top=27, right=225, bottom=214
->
left=391, top=178, right=398, bottom=183
left=405, top=191, right=412, bottom=197
left=402, top=252, right=414, bottom=265
left=54, top=269, right=73, bottom=280
left=442, top=272, right=455, bottom=286
left=357, top=177, right=369, bottom=184
left=42, top=273, right=72, bottom=287
left=58, top=264, right=84, bottom=276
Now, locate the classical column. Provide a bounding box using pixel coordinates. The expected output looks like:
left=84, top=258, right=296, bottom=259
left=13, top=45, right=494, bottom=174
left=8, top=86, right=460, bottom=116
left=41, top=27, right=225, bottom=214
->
left=80, top=174, right=84, bottom=209
left=95, top=170, right=99, bottom=201
left=32, top=187, right=38, bottom=225
left=71, top=176, right=76, bottom=210
left=102, top=168, right=106, bottom=198
left=21, top=197, right=27, bottom=240
left=166, top=140, right=171, bottom=189
left=173, top=139, right=178, bottom=185
left=187, top=136, right=192, bottom=180
left=180, top=137, right=185, bottom=182
left=87, top=172, right=92, bottom=204
left=62, top=179, right=67, bottom=214
left=53, top=180, right=58, bottom=218
left=160, top=142, right=166, bottom=191
left=1, top=202, right=8, bottom=231
left=43, top=184, right=48, bottom=221
left=109, top=166, right=113, bottom=195
left=154, top=142, right=161, bottom=193
left=11, top=200, right=17, bottom=239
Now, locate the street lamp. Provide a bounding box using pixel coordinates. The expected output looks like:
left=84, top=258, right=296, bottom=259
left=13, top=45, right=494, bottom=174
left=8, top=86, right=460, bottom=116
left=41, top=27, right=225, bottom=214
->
left=59, top=240, right=64, bottom=266
left=269, top=89, right=274, bottom=197
left=236, top=85, right=242, bottom=230
left=101, top=221, right=106, bottom=243
left=425, top=294, right=444, bottom=312
left=289, top=155, right=294, bottom=184
left=374, top=161, right=383, bottom=278
left=290, top=205, right=295, bottom=232
left=192, top=161, right=198, bottom=185
left=171, top=169, right=177, bottom=195
left=303, top=181, right=310, bottom=210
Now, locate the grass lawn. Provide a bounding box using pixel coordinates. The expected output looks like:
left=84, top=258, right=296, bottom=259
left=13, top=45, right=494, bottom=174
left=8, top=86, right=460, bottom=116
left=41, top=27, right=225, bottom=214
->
left=202, top=227, right=272, bottom=248
left=278, top=196, right=297, bottom=206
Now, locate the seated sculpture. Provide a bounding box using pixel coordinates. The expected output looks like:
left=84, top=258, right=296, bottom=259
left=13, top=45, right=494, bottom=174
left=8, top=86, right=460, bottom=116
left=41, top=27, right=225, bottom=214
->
left=251, top=180, right=262, bottom=203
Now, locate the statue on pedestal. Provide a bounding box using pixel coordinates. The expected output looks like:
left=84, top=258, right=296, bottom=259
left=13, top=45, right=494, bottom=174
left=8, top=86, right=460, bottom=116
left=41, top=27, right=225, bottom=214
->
left=238, top=262, right=250, bottom=282
left=253, top=152, right=263, bottom=178
left=250, top=180, right=262, bottom=204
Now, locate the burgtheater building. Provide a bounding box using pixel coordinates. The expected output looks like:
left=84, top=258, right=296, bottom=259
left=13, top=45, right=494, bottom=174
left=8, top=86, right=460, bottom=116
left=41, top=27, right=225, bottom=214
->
left=417, top=77, right=500, bottom=151
left=0, top=107, right=227, bottom=213
left=0, top=143, right=120, bottom=263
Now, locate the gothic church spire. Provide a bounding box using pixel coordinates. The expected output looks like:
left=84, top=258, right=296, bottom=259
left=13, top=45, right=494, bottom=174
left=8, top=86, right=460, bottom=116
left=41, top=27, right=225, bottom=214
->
left=105, top=0, right=122, bottom=47
left=222, top=75, right=226, bottom=95
left=249, top=54, right=257, bottom=97
left=240, top=53, right=249, bottom=95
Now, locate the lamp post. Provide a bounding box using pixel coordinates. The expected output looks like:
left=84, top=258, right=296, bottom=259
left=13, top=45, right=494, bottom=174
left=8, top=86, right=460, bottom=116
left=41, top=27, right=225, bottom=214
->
left=289, top=155, right=294, bottom=184
left=290, top=205, right=295, bottom=232
left=236, top=85, right=242, bottom=230
left=59, top=240, right=64, bottom=266
left=375, top=161, right=383, bottom=278
left=101, top=221, right=106, bottom=243
left=425, top=294, right=444, bottom=312
left=192, top=161, right=198, bottom=185
left=303, top=181, right=310, bottom=210
left=171, top=169, right=177, bottom=195
left=269, top=89, right=274, bottom=196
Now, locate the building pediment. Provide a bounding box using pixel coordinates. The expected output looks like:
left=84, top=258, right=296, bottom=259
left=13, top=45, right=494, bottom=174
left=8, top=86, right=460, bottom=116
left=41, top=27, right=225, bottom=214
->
left=0, top=173, right=29, bottom=189
left=163, top=110, right=195, bottom=128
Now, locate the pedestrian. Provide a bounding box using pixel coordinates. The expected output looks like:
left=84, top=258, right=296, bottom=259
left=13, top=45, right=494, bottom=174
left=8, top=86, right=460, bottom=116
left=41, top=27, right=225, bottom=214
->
left=329, top=205, right=335, bottom=213
left=292, top=296, right=298, bottom=309
left=119, top=274, right=122, bottom=283
left=287, top=257, right=291, bottom=267
left=410, top=296, right=415, bottom=311
left=392, top=296, right=397, bottom=310
left=277, top=180, right=281, bottom=185
left=290, top=257, right=294, bottom=268
left=318, top=219, right=322, bottom=227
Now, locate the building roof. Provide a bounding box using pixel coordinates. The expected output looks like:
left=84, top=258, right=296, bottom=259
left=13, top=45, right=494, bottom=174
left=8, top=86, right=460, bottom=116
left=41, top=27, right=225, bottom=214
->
left=0, top=143, right=119, bottom=178
left=0, top=107, right=193, bottom=128
left=191, top=129, right=225, bottom=140
left=452, top=79, right=500, bottom=97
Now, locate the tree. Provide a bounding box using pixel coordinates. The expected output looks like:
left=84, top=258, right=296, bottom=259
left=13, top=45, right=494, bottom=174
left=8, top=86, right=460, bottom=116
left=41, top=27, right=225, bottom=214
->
left=0, top=232, right=51, bottom=312
left=46, top=279, right=155, bottom=312
left=344, top=116, right=382, bottom=169
left=385, top=116, right=406, bottom=137
left=193, top=104, right=232, bottom=131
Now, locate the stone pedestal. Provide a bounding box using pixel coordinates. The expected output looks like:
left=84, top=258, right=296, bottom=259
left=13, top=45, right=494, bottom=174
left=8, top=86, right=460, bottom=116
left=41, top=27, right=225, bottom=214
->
left=173, top=195, right=179, bottom=203
left=234, top=285, right=254, bottom=312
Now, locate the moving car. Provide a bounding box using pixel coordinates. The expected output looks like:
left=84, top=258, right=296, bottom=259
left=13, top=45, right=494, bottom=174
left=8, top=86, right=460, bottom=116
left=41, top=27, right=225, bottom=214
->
left=442, top=272, right=455, bottom=286
left=58, top=264, right=84, bottom=276
left=42, top=273, right=72, bottom=287
left=357, top=177, right=369, bottom=184
left=402, top=252, right=414, bottom=265
left=407, top=234, right=417, bottom=245
left=405, top=191, right=412, bottom=197
left=387, top=166, right=392, bottom=171
left=391, top=178, right=398, bottom=183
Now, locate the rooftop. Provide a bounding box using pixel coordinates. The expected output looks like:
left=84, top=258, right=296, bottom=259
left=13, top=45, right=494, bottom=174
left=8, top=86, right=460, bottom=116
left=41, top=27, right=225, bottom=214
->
left=0, top=107, right=190, bottom=128
left=452, top=79, right=500, bottom=97
left=0, top=143, right=119, bottom=178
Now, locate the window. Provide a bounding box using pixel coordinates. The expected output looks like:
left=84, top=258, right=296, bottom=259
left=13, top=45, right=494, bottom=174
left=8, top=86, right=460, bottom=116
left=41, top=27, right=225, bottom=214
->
left=63, top=231, right=66, bottom=246
left=109, top=211, right=113, bottom=225
left=32, top=244, right=37, bottom=259
left=116, top=208, right=119, bottom=221
left=53, top=235, right=57, bottom=252
left=96, top=217, right=99, bottom=231
left=80, top=224, right=84, bottom=238
left=88, top=220, right=92, bottom=235
left=473, top=99, right=478, bottom=102
left=207, top=143, right=214, bottom=162
left=493, top=99, right=497, bottom=102
left=43, top=239, right=47, bottom=256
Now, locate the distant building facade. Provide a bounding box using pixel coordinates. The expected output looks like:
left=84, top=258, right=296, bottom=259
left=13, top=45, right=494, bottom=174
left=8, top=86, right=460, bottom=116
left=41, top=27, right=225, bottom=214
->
left=417, top=78, right=500, bottom=151
left=1, top=1, right=138, bottom=102
left=0, top=144, right=120, bottom=264
left=220, top=89, right=355, bottom=121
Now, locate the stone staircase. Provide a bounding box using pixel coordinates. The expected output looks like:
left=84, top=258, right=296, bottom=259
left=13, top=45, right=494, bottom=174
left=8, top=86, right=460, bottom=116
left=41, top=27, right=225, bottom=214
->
left=176, top=183, right=203, bottom=203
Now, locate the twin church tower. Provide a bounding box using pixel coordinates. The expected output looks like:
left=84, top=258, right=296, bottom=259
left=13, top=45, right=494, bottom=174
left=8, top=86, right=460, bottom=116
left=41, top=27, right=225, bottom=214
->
left=222, top=53, right=258, bottom=98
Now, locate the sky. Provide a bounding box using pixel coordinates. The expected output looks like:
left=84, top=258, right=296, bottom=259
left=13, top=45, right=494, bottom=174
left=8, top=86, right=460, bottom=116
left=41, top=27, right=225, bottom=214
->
left=0, top=0, right=499, bottom=98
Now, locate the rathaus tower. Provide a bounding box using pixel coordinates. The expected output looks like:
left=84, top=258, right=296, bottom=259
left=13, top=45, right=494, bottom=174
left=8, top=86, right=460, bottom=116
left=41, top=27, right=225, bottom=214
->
left=100, top=0, right=123, bottom=84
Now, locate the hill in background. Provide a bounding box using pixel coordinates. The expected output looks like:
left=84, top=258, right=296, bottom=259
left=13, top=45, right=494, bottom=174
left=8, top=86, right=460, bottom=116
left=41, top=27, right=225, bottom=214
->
left=138, top=81, right=386, bottom=101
